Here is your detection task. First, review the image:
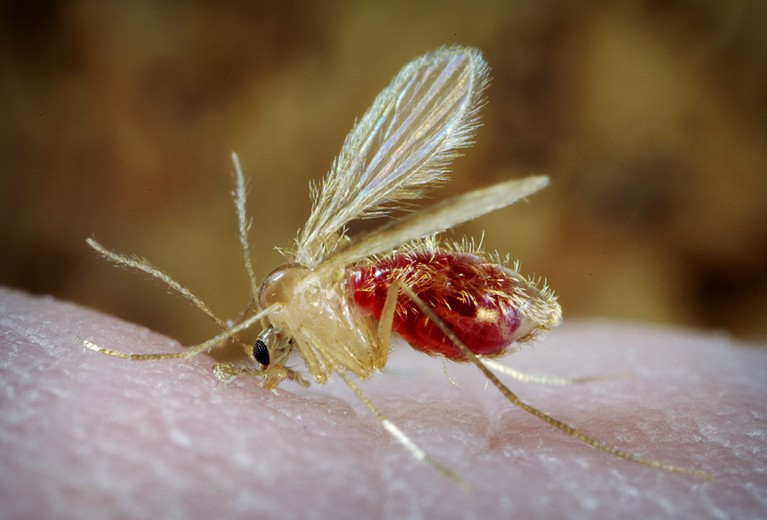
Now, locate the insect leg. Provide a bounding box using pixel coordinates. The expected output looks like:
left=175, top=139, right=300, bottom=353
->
left=77, top=305, right=272, bottom=361
left=213, top=362, right=263, bottom=383
left=310, top=342, right=468, bottom=489
left=212, top=361, right=312, bottom=389
left=392, top=281, right=711, bottom=480
left=372, top=271, right=402, bottom=365
left=480, top=358, right=631, bottom=386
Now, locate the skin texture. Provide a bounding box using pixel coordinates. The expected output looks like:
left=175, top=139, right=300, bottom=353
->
left=1, top=286, right=765, bottom=519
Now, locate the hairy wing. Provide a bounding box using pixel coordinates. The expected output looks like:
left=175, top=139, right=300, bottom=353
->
left=294, top=46, right=489, bottom=267
left=317, top=176, right=550, bottom=273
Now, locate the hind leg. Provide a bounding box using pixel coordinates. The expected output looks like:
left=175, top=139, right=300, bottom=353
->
left=388, top=279, right=709, bottom=480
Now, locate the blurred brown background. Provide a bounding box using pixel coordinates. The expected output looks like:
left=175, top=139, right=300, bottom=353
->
left=2, top=1, right=766, bottom=347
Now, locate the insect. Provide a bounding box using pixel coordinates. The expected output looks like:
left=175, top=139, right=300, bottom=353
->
left=80, top=46, right=708, bottom=482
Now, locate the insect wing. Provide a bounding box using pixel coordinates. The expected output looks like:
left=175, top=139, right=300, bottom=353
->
left=320, top=176, right=549, bottom=272
left=295, top=46, right=490, bottom=266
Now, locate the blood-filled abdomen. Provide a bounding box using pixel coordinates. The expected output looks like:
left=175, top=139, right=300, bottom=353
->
left=346, top=250, right=553, bottom=361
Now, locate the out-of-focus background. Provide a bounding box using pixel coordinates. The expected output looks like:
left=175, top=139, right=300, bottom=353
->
left=2, top=1, right=766, bottom=347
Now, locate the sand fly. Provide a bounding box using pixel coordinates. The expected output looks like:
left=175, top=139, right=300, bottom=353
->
left=80, top=46, right=708, bottom=482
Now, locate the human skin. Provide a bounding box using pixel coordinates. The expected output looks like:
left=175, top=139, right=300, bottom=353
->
left=1, top=287, right=765, bottom=519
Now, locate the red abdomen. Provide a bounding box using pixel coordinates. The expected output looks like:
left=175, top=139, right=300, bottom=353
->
left=346, top=251, right=524, bottom=360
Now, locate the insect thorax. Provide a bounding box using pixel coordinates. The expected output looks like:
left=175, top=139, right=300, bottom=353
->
left=258, top=263, right=383, bottom=383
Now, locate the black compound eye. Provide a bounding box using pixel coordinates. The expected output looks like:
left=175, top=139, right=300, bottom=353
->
left=253, top=339, right=270, bottom=366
